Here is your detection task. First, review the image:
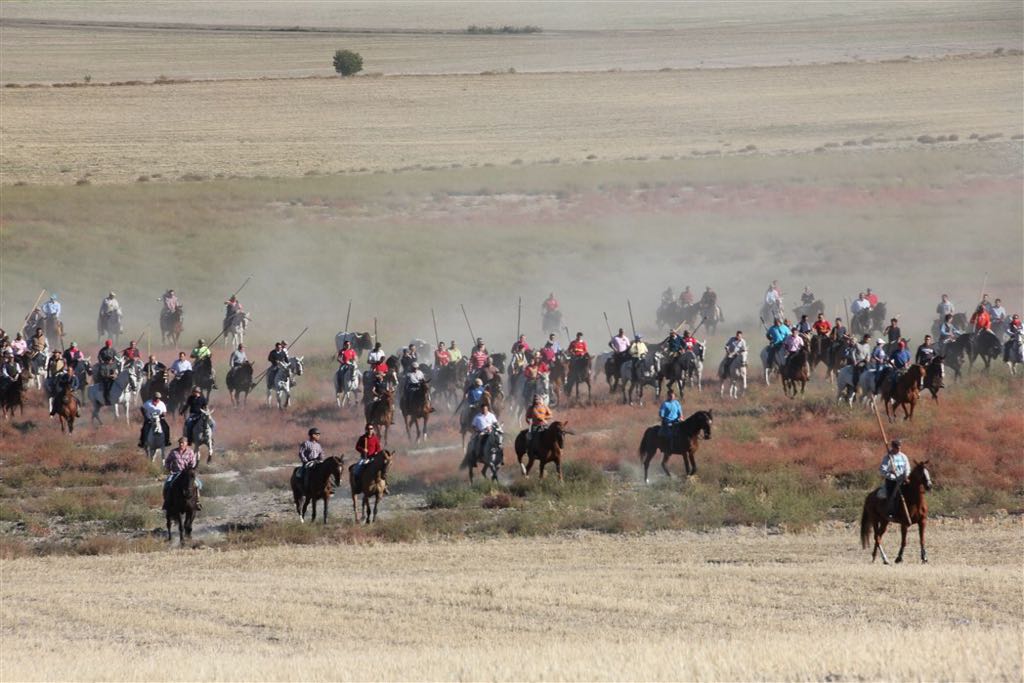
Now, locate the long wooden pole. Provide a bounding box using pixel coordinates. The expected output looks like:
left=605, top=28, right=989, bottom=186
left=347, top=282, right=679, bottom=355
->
left=516, top=297, right=522, bottom=340
left=461, top=304, right=476, bottom=342
left=373, top=317, right=378, bottom=343
left=603, top=312, right=613, bottom=338
left=228, top=276, right=252, bottom=302
left=978, top=272, right=988, bottom=305
left=431, top=308, right=440, bottom=347
left=344, top=299, right=352, bottom=333
left=22, top=289, right=46, bottom=329
left=627, top=299, right=637, bottom=339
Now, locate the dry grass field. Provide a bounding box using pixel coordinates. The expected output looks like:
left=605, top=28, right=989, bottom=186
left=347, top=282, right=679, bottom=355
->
left=2, top=55, right=1021, bottom=186
left=2, top=521, right=1022, bottom=681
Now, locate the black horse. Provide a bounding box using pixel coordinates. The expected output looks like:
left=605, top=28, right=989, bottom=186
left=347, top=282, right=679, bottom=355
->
left=637, top=410, right=713, bottom=483
left=164, top=467, right=199, bottom=543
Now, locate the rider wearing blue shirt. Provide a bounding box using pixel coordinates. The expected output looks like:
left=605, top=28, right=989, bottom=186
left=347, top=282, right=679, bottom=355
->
left=658, top=390, right=682, bottom=446
left=890, top=342, right=911, bottom=370
left=766, top=319, right=790, bottom=346
left=41, top=295, right=61, bottom=319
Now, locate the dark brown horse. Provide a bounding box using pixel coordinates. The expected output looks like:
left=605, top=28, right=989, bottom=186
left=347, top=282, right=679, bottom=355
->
left=565, top=354, right=592, bottom=405
left=921, top=355, right=945, bottom=402
left=0, top=370, right=29, bottom=419
left=780, top=348, right=810, bottom=398
left=350, top=450, right=392, bottom=523
left=548, top=355, right=567, bottom=407
left=860, top=460, right=931, bottom=564
left=226, top=361, right=254, bottom=407
left=884, top=364, right=925, bottom=422
left=807, top=334, right=832, bottom=374
left=514, top=421, right=572, bottom=481
left=160, top=307, right=184, bottom=347
left=365, top=389, right=394, bottom=445
left=638, top=410, right=713, bottom=483
left=401, top=380, right=433, bottom=442
left=290, top=455, right=344, bottom=524
left=165, top=467, right=199, bottom=543
left=55, top=383, right=80, bottom=433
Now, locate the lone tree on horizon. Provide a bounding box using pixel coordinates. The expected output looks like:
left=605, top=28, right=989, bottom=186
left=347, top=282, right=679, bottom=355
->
left=333, top=50, right=364, bottom=76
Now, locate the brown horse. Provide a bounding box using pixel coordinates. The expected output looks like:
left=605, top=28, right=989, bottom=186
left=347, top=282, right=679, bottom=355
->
left=780, top=348, right=810, bottom=398
left=0, top=370, right=30, bottom=419
left=365, top=389, right=394, bottom=445
left=638, top=410, right=713, bottom=483
left=565, top=354, right=592, bottom=405
left=350, top=450, right=392, bottom=523
left=548, top=355, right=567, bottom=407
left=55, top=383, right=80, bottom=433
left=160, top=307, right=184, bottom=347
left=807, top=334, right=832, bottom=375
left=226, top=361, right=254, bottom=407
left=514, top=421, right=572, bottom=481
left=884, top=364, right=925, bottom=422
left=401, top=380, right=433, bottom=442
left=290, top=455, right=344, bottom=524
left=860, top=461, right=931, bottom=564
left=921, top=355, right=945, bottom=402
left=164, top=467, right=199, bottom=543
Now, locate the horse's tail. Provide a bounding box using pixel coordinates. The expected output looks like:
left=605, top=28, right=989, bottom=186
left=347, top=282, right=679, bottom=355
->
left=859, top=496, right=872, bottom=549
left=458, top=445, right=473, bottom=471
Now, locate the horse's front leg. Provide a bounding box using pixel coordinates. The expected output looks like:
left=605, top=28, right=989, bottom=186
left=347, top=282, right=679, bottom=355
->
left=538, top=460, right=546, bottom=480
left=322, top=495, right=329, bottom=525
left=686, top=451, right=697, bottom=477
left=874, top=521, right=890, bottom=565
left=895, top=524, right=908, bottom=564
left=661, top=452, right=672, bottom=478
left=351, top=492, right=360, bottom=522
left=918, top=519, right=927, bottom=563
left=166, top=515, right=173, bottom=542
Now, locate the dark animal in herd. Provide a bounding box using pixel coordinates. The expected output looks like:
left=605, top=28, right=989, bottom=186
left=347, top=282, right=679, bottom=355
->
left=160, top=307, right=184, bottom=347
left=164, top=467, right=199, bottom=543
left=365, top=389, right=395, bottom=445
left=780, top=347, right=810, bottom=398
left=291, top=455, right=344, bottom=524
left=400, top=380, right=433, bottom=441
left=226, top=361, right=255, bottom=406
left=637, top=410, right=713, bottom=483
left=514, top=421, right=572, bottom=481
left=860, top=460, right=931, bottom=564
left=564, top=354, right=593, bottom=405
left=460, top=426, right=505, bottom=483
left=350, top=450, right=392, bottom=523
left=884, top=364, right=925, bottom=421
left=0, top=370, right=30, bottom=419
left=54, top=383, right=80, bottom=433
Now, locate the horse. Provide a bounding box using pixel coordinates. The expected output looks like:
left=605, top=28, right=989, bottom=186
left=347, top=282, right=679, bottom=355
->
left=290, top=455, right=344, bottom=524
left=697, top=302, right=723, bottom=334
left=514, top=421, right=571, bottom=481
left=350, top=450, right=392, bottom=523
left=967, top=329, right=1001, bottom=372
left=96, top=310, right=123, bottom=345
left=192, top=356, right=216, bottom=399
left=334, top=331, right=373, bottom=354
left=921, top=355, right=945, bottom=402
left=334, top=363, right=361, bottom=409
left=658, top=353, right=688, bottom=398
left=143, top=414, right=170, bottom=462
left=266, top=357, right=303, bottom=410
left=400, top=380, right=433, bottom=442
left=718, top=352, right=747, bottom=399
left=679, top=345, right=704, bottom=392
left=851, top=303, right=887, bottom=337
left=226, top=361, right=254, bottom=407
left=432, top=361, right=462, bottom=411
left=0, top=370, right=30, bottom=419
left=87, top=360, right=138, bottom=425
left=160, top=307, right=184, bottom=347
left=164, top=467, right=199, bottom=543
left=71, top=358, right=92, bottom=402
left=18, top=351, right=47, bottom=391
left=622, top=351, right=662, bottom=405
left=601, top=352, right=625, bottom=394
left=638, top=410, right=713, bottom=484
left=759, top=344, right=785, bottom=386
left=793, top=299, right=825, bottom=320
left=140, top=368, right=169, bottom=404
left=166, top=369, right=194, bottom=416
left=224, top=311, right=250, bottom=348
left=548, top=354, right=568, bottom=407
left=884, top=365, right=925, bottom=422
left=43, top=315, right=63, bottom=350
left=460, top=427, right=504, bottom=483
left=50, top=379, right=79, bottom=432
left=187, top=408, right=215, bottom=462
left=807, top=334, right=832, bottom=376
left=541, top=308, right=562, bottom=335
left=835, top=364, right=860, bottom=407
left=365, top=389, right=394, bottom=445
left=780, top=348, right=810, bottom=398
left=1006, top=332, right=1024, bottom=375
left=860, top=461, right=931, bottom=564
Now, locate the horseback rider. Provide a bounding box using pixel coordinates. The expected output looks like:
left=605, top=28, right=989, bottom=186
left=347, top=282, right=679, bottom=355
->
left=720, top=331, right=746, bottom=378
left=10, top=333, right=27, bottom=357
left=169, top=351, right=192, bottom=376
left=851, top=293, right=871, bottom=316
left=915, top=335, right=936, bottom=366
left=30, top=327, right=47, bottom=357
left=337, top=340, right=357, bottom=387
left=465, top=378, right=486, bottom=409
left=542, top=293, right=559, bottom=314
left=45, top=349, right=65, bottom=378
left=229, top=343, right=247, bottom=368
left=50, top=361, right=79, bottom=415
left=477, top=357, right=500, bottom=387
left=870, top=339, right=887, bottom=369
left=765, top=318, right=789, bottom=369
left=1004, top=314, right=1023, bottom=362
left=447, top=340, right=462, bottom=364
left=990, top=299, right=1007, bottom=338
left=658, top=389, right=682, bottom=451
left=865, top=288, right=878, bottom=308
left=143, top=354, right=166, bottom=379
left=539, top=337, right=557, bottom=364
left=139, top=391, right=169, bottom=449
left=938, top=313, right=962, bottom=346
left=879, top=439, right=910, bottom=520
left=884, top=318, right=901, bottom=345
left=160, top=289, right=179, bottom=314
left=434, top=342, right=451, bottom=368
left=661, top=329, right=684, bottom=357
left=23, top=308, right=43, bottom=338
left=163, top=437, right=201, bottom=510
left=935, top=294, right=955, bottom=318
left=511, top=334, right=531, bottom=355
left=63, top=341, right=83, bottom=370
left=180, top=386, right=209, bottom=445
left=629, top=334, right=649, bottom=360
left=969, top=304, right=991, bottom=332
left=795, top=314, right=812, bottom=335
left=469, top=340, right=489, bottom=371
left=853, top=334, right=872, bottom=366
left=782, top=327, right=804, bottom=360
left=800, top=286, right=815, bottom=307
left=568, top=332, right=589, bottom=358
left=470, top=403, right=499, bottom=462
left=400, top=345, right=418, bottom=374
left=0, top=350, right=19, bottom=383
left=679, top=286, right=694, bottom=306
left=830, top=317, right=847, bottom=342
left=354, top=423, right=382, bottom=477
left=97, top=339, right=119, bottom=404
left=191, top=339, right=212, bottom=363
left=524, top=394, right=551, bottom=451
left=890, top=340, right=911, bottom=370
left=523, top=354, right=549, bottom=394
left=298, top=427, right=325, bottom=490
left=98, top=291, right=122, bottom=332
left=764, top=281, right=782, bottom=312
left=223, top=295, right=244, bottom=334
left=609, top=327, right=630, bottom=375
left=368, top=342, right=387, bottom=367
left=699, top=286, right=717, bottom=308
left=403, top=363, right=427, bottom=404
left=41, top=294, right=61, bottom=321
left=122, top=339, right=141, bottom=362
left=812, top=313, right=831, bottom=336
left=268, top=341, right=288, bottom=366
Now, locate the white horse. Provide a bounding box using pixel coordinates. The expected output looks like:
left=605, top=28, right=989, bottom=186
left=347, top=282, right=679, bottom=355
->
left=225, top=312, right=250, bottom=349
left=719, top=352, right=748, bottom=399
left=187, top=408, right=216, bottom=462
left=24, top=352, right=47, bottom=391
left=835, top=365, right=859, bottom=407
left=88, top=360, right=138, bottom=425
left=267, top=356, right=303, bottom=409
left=1007, top=332, right=1023, bottom=376
left=334, top=363, right=361, bottom=408
left=621, top=351, right=662, bottom=406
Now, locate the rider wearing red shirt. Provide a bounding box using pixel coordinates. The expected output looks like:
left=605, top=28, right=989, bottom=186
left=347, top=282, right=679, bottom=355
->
left=568, top=333, right=588, bottom=357
left=337, top=347, right=357, bottom=365
left=970, top=306, right=991, bottom=331
left=356, top=424, right=382, bottom=459
left=812, top=314, right=832, bottom=336
left=866, top=289, right=879, bottom=308
left=543, top=293, right=559, bottom=312
left=434, top=343, right=450, bottom=367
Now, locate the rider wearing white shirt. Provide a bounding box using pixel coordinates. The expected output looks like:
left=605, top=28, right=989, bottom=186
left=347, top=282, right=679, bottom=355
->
left=169, top=353, right=192, bottom=375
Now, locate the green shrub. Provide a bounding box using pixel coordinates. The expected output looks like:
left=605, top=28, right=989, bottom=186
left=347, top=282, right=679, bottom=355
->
left=333, top=50, right=364, bottom=76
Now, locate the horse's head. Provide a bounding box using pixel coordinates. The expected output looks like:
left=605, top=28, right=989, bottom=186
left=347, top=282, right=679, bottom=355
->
left=327, top=454, right=345, bottom=486
left=911, top=460, right=932, bottom=491
left=379, top=450, right=394, bottom=477
left=291, top=356, right=304, bottom=376
left=699, top=409, right=713, bottom=439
